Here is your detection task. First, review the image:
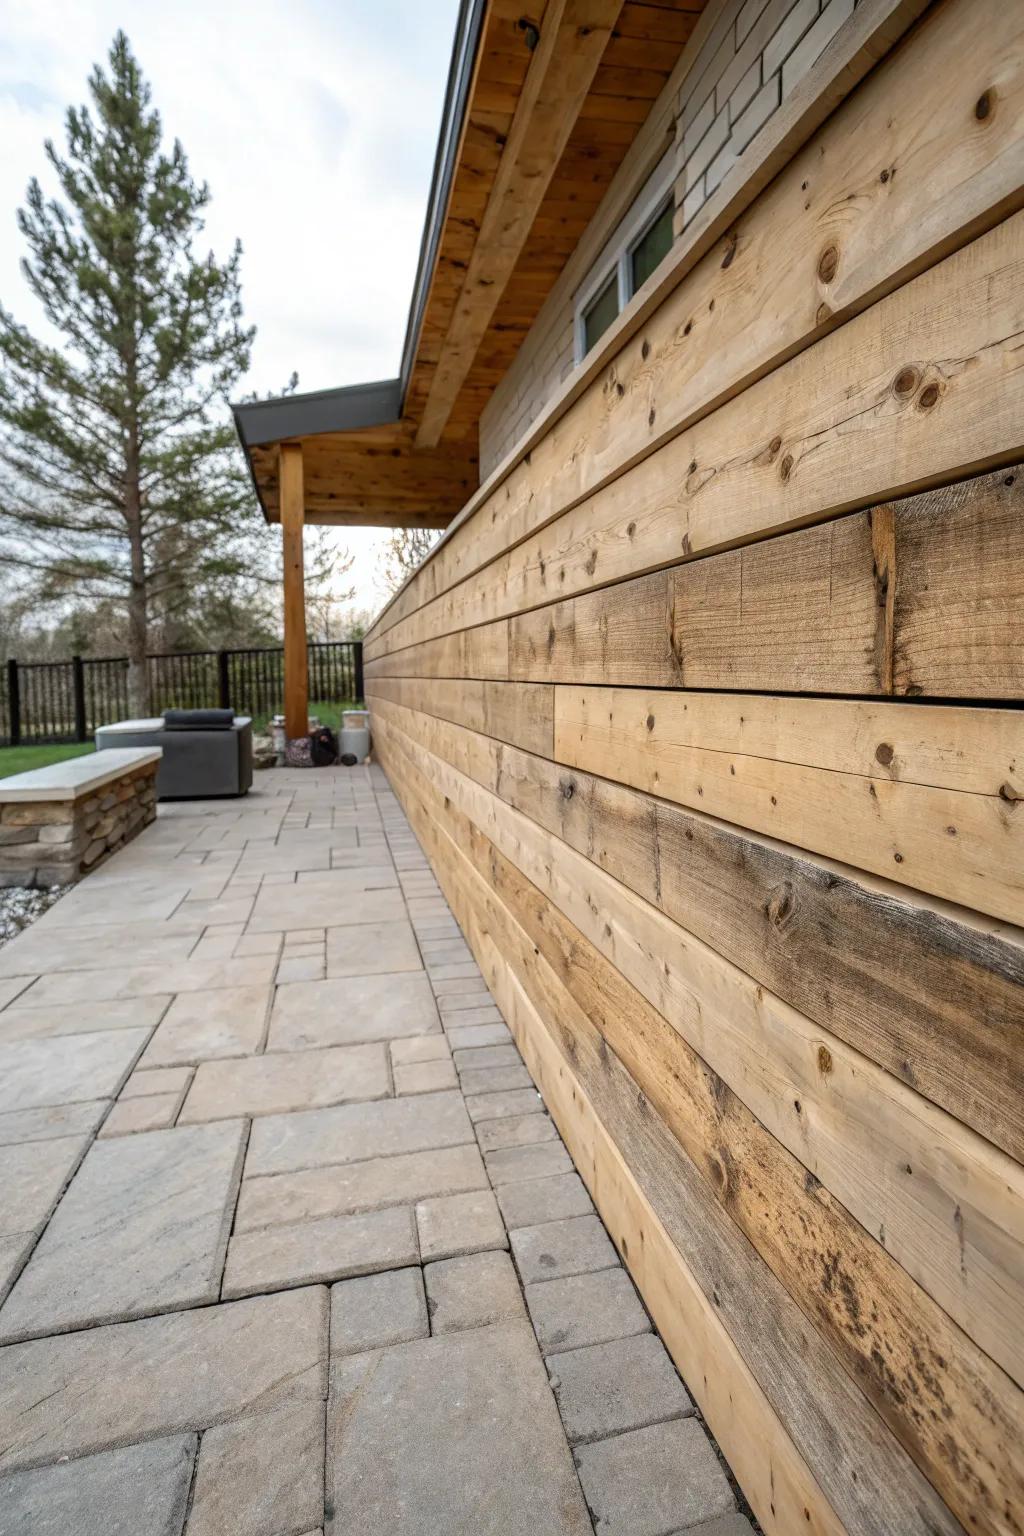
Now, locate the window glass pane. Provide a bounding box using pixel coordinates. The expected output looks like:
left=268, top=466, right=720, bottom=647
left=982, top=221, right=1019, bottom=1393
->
left=630, top=201, right=674, bottom=295
left=582, top=274, right=619, bottom=355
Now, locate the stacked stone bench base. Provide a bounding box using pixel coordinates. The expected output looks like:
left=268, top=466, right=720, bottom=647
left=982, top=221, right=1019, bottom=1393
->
left=0, top=749, right=160, bottom=890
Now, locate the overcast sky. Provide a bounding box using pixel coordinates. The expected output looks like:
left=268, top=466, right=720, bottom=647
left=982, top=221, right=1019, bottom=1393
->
left=0, top=0, right=460, bottom=612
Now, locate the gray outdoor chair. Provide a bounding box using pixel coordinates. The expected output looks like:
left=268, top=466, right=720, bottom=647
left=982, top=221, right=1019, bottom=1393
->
left=95, top=710, right=253, bottom=799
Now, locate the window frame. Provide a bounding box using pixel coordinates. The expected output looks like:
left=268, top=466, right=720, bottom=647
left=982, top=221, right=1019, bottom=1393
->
left=573, top=153, right=676, bottom=365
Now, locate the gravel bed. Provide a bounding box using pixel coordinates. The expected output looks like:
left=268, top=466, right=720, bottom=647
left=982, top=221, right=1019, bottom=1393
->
left=0, top=884, right=68, bottom=948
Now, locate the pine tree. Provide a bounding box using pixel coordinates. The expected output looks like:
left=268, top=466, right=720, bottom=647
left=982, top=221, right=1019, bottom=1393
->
left=0, top=32, right=256, bottom=714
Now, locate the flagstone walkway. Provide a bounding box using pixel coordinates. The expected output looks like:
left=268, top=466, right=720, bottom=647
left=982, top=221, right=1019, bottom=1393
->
left=0, top=765, right=751, bottom=1536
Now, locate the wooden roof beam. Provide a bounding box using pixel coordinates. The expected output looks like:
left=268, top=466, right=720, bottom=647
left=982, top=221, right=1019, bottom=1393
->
left=414, top=0, right=624, bottom=450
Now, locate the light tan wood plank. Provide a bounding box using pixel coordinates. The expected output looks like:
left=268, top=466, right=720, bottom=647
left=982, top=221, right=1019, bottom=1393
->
left=554, top=687, right=1024, bottom=923
left=367, top=691, right=1024, bottom=1163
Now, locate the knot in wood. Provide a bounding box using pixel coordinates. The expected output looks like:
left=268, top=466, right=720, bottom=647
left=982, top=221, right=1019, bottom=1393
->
left=817, top=245, right=839, bottom=284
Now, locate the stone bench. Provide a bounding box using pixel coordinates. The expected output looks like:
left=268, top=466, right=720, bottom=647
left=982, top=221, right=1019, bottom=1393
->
left=0, top=748, right=162, bottom=890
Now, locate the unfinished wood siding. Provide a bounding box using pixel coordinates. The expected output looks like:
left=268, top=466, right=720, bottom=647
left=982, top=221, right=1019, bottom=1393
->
left=480, top=0, right=867, bottom=477
left=366, top=3, right=1024, bottom=1533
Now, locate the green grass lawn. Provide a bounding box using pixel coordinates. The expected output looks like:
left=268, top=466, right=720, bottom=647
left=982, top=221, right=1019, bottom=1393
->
left=0, top=742, right=95, bottom=779
left=249, top=700, right=362, bottom=733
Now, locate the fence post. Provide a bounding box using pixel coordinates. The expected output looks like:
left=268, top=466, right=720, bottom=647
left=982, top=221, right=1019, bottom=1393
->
left=353, top=641, right=364, bottom=704
left=217, top=650, right=230, bottom=710
left=72, top=655, right=87, bottom=742
left=6, top=658, right=21, bottom=747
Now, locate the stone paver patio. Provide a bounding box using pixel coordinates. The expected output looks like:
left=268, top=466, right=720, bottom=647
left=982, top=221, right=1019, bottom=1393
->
left=0, top=765, right=752, bottom=1536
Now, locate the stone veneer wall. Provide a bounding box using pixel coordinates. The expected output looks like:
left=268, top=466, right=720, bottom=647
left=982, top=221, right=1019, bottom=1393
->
left=0, top=761, right=158, bottom=890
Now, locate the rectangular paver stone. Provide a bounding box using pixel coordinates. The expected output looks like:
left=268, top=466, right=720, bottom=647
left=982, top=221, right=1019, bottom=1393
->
left=268, top=973, right=439, bottom=1050
left=0, top=1100, right=105, bottom=1146
left=574, top=1419, right=735, bottom=1536
left=511, top=1215, right=619, bottom=1285
left=524, top=1268, right=651, bottom=1353
left=445, top=1022, right=511, bottom=1049
left=477, top=1113, right=558, bottom=1153
left=329, top=1321, right=591, bottom=1535
left=223, top=1205, right=418, bottom=1298
left=139, top=985, right=271, bottom=1067
left=485, top=1141, right=573, bottom=1186
left=0, top=1433, right=196, bottom=1536
left=325, top=919, right=421, bottom=976
left=235, top=1143, right=487, bottom=1231
left=394, top=1059, right=458, bottom=1095
left=98, top=1093, right=182, bottom=1137
left=546, top=1334, right=692, bottom=1442
left=245, top=1090, right=473, bottom=1177
left=188, top=1401, right=325, bottom=1536
left=0, top=1286, right=327, bottom=1471
left=0, top=1134, right=89, bottom=1235
left=180, top=1042, right=389, bottom=1123
left=331, top=1266, right=428, bottom=1355
left=424, top=1251, right=526, bottom=1335
left=497, top=1172, right=594, bottom=1230
left=0, top=1029, right=149, bottom=1112
left=416, top=1189, right=507, bottom=1262
left=0, top=1120, right=245, bottom=1341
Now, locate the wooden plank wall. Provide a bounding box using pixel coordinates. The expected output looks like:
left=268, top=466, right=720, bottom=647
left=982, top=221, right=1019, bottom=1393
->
left=363, top=4, right=1024, bottom=1533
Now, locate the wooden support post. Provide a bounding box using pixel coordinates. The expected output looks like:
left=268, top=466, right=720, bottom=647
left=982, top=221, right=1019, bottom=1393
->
left=279, top=442, right=308, bottom=740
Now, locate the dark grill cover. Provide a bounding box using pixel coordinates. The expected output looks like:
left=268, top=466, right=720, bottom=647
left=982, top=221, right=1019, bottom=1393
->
left=162, top=708, right=236, bottom=731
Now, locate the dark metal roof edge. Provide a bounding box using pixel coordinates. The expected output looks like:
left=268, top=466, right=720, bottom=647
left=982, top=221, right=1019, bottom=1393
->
left=398, top=0, right=489, bottom=404
left=232, top=377, right=403, bottom=448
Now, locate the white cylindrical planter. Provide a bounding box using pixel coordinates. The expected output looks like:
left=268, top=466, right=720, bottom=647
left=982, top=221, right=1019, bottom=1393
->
left=340, top=709, right=371, bottom=762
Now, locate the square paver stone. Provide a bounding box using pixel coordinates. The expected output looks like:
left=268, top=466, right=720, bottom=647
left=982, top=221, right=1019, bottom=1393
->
left=525, top=1268, right=651, bottom=1354
left=424, top=1251, right=526, bottom=1334
left=0, top=1029, right=150, bottom=1112
left=331, top=1266, right=428, bottom=1355
left=188, top=1401, right=325, bottom=1536
left=497, top=1172, right=594, bottom=1230
left=546, top=1333, right=692, bottom=1443
left=268, top=973, right=439, bottom=1050
left=0, top=1286, right=327, bottom=1472
left=330, top=1321, right=591, bottom=1535
left=179, top=1043, right=389, bottom=1123
left=139, top=985, right=271, bottom=1067
left=98, top=1093, right=182, bottom=1137
left=326, top=919, right=421, bottom=976
left=0, top=1432, right=196, bottom=1536
left=416, top=1189, right=507, bottom=1261
left=235, top=1143, right=487, bottom=1231
left=511, top=1215, right=619, bottom=1285
left=223, top=1205, right=418, bottom=1298
left=574, top=1418, right=736, bottom=1536
left=0, top=1119, right=245, bottom=1341
left=246, top=1090, right=474, bottom=1177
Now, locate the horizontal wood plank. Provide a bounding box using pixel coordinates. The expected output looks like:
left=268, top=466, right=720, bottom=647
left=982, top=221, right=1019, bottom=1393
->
left=366, top=0, right=1024, bottom=651
left=373, top=702, right=1024, bottom=1390
left=379, top=724, right=973, bottom=1536
left=379, top=714, right=1024, bottom=1536
left=367, top=692, right=1024, bottom=1164
left=554, top=687, right=1024, bottom=923
left=369, top=210, right=1024, bottom=659
left=507, top=466, right=1024, bottom=696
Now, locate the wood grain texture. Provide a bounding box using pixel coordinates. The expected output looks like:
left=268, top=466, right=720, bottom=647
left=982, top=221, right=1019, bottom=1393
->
left=367, top=0, right=1024, bottom=648
left=368, top=676, right=554, bottom=759
left=371, top=699, right=1024, bottom=1392
left=368, top=209, right=1024, bottom=660
left=367, top=693, right=1024, bottom=1163
left=379, top=721, right=975, bottom=1536
left=508, top=467, right=1024, bottom=695
left=379, top=712, right=1024, bottom=1536
left=279, top=443, right=307, bottom=740
left=554, top=687, right=1024, bottom=924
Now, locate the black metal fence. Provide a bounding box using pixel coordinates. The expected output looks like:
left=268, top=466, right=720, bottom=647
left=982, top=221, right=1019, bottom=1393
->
left=0, top=641, right=363, bottom=746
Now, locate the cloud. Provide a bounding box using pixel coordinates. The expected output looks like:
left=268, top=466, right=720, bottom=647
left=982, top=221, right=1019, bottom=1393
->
left=0, top=0, right=460, bottom=609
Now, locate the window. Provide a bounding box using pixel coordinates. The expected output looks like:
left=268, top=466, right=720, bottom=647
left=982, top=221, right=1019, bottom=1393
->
left=629, top=200, right=674, bottom=294
left=581, top=274, right=619, bottom=355
left=573, top=156, right=676, bottom=364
